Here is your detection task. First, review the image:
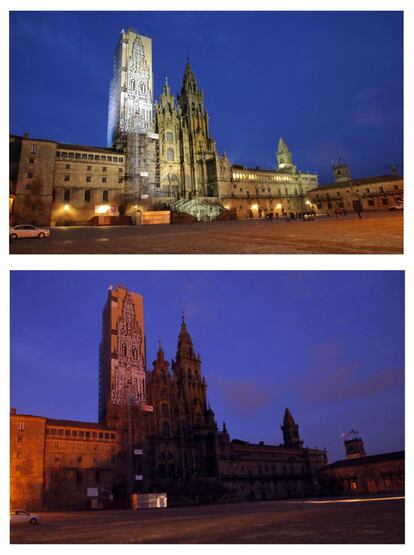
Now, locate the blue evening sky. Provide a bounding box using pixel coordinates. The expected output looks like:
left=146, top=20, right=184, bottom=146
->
left=10, top=271, right=404, bottom=462
left=10, top=11, right=403, bottom=183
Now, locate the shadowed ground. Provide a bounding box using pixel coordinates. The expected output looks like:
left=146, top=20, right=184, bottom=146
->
left=10, top=496, right=404, bottom=544
left=10, top=212, right=403, bottom=255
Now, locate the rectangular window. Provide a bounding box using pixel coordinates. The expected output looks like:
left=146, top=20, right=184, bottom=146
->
left=103, top=190, right=109, bottom=202
left=30, top=144, right=37, bottom=154
left=85, top=190, right=91, bottom=202
left=75, top=153, right=81, bottom=159
left=87, top=165, right=92, bottom=171
left=102, top=166, right=107, bottom=172
left=64, top=189, right=71, bottom=201
left=55, top=442, right=60, bottom=448
left=382, top=198, right=389, bottom=205
left=85, top=431, right=91, bottom=438
left=56, top=152, right=61, bottom=158
left=27, top=172, right=33, bottom=178
left=113, top=157, right=118, bottom=162
left=92, top=431, right=97, bottom=438
left=19, top=421, right=25, bottom=431
left=68, top=152, right=74, bottom=158
left=16, top=452, right=22, bottom=459
left=88, top=154, right=93, bottom=160
left=29, top=158, right=34, bottom=164
left=118, top=178, right=123, bottom=183
left=368, top=199, right=375, bottom=206
left=102, top=177, right=107, bottom=183
left=79, top=431, right=84, bottom=437
left=107, top=156, right=112, bottom=162
left=119, top=167, right=123, bottom=173
left=81, top=154, right=87, bottom=160
left=64, top=175, right=70, bottom=182
left=77, top=455, right=82, bottom=463
left=52, top=189, right=56, bottom=202
left=17, top=436, right=23, bottom=443
left=86, top=176, right=92, bottom=182
left=95, top=470, right=101, bottom=483
left=65, top=429, right=70, bottom=436
left=65, top=164, right=70, bottom=170
left=94, top=155, right=100, bottom=160
left=61, top=152, right=67, bottom=157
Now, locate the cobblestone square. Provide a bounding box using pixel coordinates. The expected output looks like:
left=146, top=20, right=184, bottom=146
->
left=9, top=212, right=403, bottom=255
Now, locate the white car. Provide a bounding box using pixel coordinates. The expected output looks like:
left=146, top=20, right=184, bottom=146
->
left=10, top=509, right=41, bottom=525
left=389, top=204, right=403, bottom=211
left=9, top=224, right=50, bottom=240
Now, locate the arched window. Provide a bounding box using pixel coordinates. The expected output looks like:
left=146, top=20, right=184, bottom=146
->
left=132, top=347, right=138, bottom=360
left=130, top=79, right=135, bottom=91
left=166, top=131, right=174, bottom=143
left=167, top=148, right=175, bottom=162
left=121, top=343, right=127, bottom=357
left=140, top=81, right=146, bottom=94
left=192, top=102, right=196, bottom=112
left=162, top=421, right=170, bottom=437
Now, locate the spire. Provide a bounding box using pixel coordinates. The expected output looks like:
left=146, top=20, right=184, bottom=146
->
left=281, top=408, right=303, bottom=448
left=157, top=338, right=165, bottom=361
left=283, top=407, right=296, bottom=426
left=176, top=314, right=196, bottom=361
left=278, top=137, right=289, bottom=154
left=163, top=76, right=170, bottom=96
left=181, top=57, right=198, bottom=94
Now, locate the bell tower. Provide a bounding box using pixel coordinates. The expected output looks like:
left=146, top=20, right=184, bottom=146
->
left=172, top=316, right=208, bottom=425
left=281, top=408, right=303, bottom=448
left=277, top=138, right=296, bottom=173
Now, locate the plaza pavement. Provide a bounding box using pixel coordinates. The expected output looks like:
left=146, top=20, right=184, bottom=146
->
left=10, top=495, right=404, bottom=544
left=10, top=212, right=403, bottom=255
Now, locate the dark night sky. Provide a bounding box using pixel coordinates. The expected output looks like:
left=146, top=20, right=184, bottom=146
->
left=10, top=11, right=403, bottom=183
left=10, top=271, right=404, bottom=463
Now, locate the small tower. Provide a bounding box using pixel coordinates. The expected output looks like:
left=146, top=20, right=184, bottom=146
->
left=332, top=158, right=352, bottom=182
left=276, top=138, right=296, bottom=173
left=281, top=408, right=303, bottom=448
left=345, top=437, right=366, bottom=459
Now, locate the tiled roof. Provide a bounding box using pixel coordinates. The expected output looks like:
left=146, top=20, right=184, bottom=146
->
left=326, top=450, right=404, bottom=469
left=46, top=418, right=114, bottom=430
left=309, top=175, right=402, bottom=193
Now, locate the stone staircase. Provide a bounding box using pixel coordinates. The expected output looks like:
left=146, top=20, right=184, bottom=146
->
left=169, top=197, right=226, bottom=222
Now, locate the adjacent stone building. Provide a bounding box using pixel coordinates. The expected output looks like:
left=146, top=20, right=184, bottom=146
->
left=10, top=284, right=328, bottom=511
left=320, top=437, right=404, bottom=496
left=308, top=160, right=403, bottom=214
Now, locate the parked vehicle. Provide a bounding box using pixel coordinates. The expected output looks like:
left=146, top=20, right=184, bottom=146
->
left=10, top=509, right=41, bottom=525
left=389, top=203, right=403, bottom=211
left=9, top=224, right=50, bottom=240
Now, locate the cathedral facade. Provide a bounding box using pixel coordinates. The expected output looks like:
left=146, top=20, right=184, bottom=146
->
left=10, top=284, right=328, bottom=511
left=10, top=27, right=319, bottom=226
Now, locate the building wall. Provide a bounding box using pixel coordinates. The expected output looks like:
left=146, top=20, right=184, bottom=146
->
left=221, top=167, right=318, bottom=219
left=13, top=137, right=56, bottom=227
left=51, top=147, right=125, bottom=225
left=321, top=454, right=405, bottom=496
left=308, top=177, right=404, bottom=214
left=43, top=422, right=119, bottom=510
left=10, top=413, right=47, bottom=511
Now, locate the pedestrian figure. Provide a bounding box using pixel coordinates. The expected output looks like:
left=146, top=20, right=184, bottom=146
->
left=357, top=209, right=362, bottom=219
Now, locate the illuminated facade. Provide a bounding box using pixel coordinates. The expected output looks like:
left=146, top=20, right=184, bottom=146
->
left=10, top=28, right=321, bottom=225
